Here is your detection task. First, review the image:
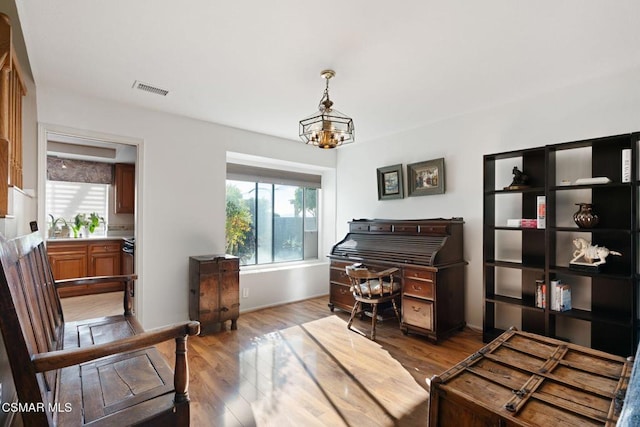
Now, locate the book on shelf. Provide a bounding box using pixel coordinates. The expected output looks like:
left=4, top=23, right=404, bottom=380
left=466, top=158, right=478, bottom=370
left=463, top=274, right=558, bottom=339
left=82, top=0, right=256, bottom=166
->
left=622, top=148, right=631, bottom=183
left=559, top=285, right=572, bottom=312
left=535, top=280, right=546, bottom=309
left=536, top=196, right=546, bottom=229
left=550, top=279, right=571, bottom=312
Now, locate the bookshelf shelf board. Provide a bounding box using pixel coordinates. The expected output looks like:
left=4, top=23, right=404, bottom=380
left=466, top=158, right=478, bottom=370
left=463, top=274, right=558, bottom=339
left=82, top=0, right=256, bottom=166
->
left=550, top=266, right=633, bottom=280
left=550, top=308, right=631, bottom=327
left=486, top=260, right=545, bottom=272
left=493, top=226, right=545, bottom=232
left=487, top=186, right=545, bottom=195
left=486, top=294, right=541, bottom=311
left=551, top=227, right=631, bottom=234
left=550, top=183, right=632, bottom=191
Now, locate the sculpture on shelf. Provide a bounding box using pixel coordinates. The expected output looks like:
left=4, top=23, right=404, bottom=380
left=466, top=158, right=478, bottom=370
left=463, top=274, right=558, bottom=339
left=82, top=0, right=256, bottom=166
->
left=504, top=166, right=529, bottom=190
left=570, top=237, right=621, bottom=266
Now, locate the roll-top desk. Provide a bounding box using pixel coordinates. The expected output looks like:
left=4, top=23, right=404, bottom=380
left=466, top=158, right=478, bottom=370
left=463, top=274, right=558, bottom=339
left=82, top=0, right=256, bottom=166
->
left=328, top=218, right=466, bottom=342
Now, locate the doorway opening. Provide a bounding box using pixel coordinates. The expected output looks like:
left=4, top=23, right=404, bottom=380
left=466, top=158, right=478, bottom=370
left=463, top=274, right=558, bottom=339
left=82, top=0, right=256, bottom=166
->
left=37, top=124, right=143, bottom=315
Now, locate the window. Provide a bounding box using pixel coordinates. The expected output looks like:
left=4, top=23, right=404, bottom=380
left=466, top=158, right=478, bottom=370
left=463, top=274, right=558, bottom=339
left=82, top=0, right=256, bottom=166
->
left=225, top=164, right=320, bottom=266
left=46, top=181, right=109, bottom=235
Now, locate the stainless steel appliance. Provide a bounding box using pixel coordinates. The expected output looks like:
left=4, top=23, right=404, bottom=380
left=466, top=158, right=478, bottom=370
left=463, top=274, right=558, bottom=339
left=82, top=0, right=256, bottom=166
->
left=122, top=237, right=135, bottom=296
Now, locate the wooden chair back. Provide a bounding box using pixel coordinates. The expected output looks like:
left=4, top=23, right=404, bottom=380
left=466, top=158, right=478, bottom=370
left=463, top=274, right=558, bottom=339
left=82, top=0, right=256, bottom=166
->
left=0, top=232, right=64, bottom=425
left=345, top=265, right=401, bottom=340
left=345, top=265, right=400, bottom=299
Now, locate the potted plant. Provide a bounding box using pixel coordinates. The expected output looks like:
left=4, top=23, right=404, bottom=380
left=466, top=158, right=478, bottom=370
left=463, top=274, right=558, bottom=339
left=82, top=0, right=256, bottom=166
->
left=48, top=214, right=70, bottom=238
left=71, top=212, right=106, bottom=238
left=87, top=212, right=105, bottom=234
left=70, top=213, right=87, bottom=238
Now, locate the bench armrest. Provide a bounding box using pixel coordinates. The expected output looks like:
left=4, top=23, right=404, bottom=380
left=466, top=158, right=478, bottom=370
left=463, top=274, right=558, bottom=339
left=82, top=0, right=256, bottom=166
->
left=31, top=321, right=200, bottom=372
left=55, top=274, right=138, bottom=288
left=55, top=274, right=138, bottom=315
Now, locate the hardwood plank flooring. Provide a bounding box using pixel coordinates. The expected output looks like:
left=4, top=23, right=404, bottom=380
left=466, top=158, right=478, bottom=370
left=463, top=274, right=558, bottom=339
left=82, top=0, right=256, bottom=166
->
left=62, top=292, right=483, bottom=426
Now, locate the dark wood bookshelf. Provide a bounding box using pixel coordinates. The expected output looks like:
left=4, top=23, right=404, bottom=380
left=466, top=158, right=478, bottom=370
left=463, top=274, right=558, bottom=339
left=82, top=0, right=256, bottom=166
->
left=483, top=132, right=639, bottom=357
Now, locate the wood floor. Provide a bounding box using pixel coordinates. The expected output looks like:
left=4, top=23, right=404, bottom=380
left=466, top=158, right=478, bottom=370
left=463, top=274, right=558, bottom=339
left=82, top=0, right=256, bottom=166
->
left=62, top=292, right=484, bottom=426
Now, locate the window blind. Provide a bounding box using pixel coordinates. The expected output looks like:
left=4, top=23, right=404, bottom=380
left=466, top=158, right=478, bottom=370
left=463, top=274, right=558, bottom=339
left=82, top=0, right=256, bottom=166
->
left=226, top=163, right=321, bottom=189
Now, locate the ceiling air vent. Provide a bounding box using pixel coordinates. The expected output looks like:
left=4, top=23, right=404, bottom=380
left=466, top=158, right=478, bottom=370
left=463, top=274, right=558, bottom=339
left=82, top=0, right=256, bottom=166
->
left=132, top=80, right=169, bottom=96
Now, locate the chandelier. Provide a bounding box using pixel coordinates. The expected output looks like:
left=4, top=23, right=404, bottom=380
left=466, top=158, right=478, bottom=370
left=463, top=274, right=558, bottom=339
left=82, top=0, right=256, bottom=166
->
left=299, top=69, right=354, bottom=149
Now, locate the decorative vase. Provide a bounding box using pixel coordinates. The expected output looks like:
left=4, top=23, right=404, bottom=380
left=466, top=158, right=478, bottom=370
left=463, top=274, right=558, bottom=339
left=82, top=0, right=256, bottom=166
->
left=573, top=203, right=599, bottom=228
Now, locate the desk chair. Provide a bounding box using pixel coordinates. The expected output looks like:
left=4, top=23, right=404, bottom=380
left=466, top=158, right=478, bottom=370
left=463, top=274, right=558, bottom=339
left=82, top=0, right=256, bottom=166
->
left=345, top=265, right=401, bottom=340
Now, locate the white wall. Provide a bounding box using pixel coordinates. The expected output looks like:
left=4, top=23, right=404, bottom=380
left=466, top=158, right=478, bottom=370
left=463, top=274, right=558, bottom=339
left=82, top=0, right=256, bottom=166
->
left=31, top=64, right=640, bottom=332
left=336, top=66, right=640, bottom=330
left=36, top=86, right=337, bottom=328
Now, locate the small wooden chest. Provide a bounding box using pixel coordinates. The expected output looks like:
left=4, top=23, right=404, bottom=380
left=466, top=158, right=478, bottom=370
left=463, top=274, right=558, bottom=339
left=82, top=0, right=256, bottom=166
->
left=189, top=254, right=240, bottom=335
left=428, top=328, right=633, bottom=426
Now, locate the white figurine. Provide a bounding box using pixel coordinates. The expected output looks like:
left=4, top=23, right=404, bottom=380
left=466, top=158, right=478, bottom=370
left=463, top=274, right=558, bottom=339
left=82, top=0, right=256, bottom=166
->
left=571, top=237, right=622, bottom=266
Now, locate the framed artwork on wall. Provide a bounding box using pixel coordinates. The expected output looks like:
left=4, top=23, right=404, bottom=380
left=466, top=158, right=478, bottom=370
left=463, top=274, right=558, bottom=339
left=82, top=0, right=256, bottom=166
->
left=407, top=158, right=445, bottom=196
left=376, top=164, right=404, bottom=200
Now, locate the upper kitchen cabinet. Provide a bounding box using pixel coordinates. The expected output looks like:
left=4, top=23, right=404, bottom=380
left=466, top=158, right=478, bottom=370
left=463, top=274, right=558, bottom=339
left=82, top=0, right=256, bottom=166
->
left=114, top=163, right=135, bottom=214
left=0, top=14, right=26, bottom=217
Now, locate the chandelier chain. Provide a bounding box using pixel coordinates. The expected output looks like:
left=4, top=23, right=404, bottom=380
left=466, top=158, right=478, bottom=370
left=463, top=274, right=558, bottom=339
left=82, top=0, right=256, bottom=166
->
left=319, top=78, right=332, bottom=111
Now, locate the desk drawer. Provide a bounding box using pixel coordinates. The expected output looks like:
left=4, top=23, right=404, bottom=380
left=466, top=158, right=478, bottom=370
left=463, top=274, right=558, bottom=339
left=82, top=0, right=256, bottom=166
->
left=330, top=283, right=354, bottom=308
left=403, top=278, right=434, bottom=300
left=393, top=225, right=418, bottom=233
left=402, top=297, right=433, bottom=331
left=330, top=260, right=354, bottom=269
left=330, top=268, right=351, bottom=286
left=403, top=267, right=435, bottom=282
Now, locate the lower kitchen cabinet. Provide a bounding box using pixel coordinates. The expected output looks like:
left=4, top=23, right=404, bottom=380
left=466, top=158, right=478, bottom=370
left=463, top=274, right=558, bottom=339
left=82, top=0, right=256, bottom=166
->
left=48, top=239, right=124, bottom=297
left=88, top=241, right=122, bottom=293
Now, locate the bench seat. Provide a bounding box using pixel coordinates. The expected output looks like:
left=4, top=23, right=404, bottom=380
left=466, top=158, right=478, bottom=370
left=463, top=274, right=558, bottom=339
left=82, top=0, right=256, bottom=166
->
left=0, top=232, right=200, bottom=426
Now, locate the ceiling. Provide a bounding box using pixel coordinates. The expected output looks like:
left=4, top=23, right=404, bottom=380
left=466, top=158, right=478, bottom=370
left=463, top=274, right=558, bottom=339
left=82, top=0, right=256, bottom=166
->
left=14, top=1, right=640, bottom=144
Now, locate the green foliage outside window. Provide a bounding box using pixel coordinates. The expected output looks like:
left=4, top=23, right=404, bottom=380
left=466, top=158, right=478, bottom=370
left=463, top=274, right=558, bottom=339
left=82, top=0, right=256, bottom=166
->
left=225, top=184, right=253, bottom=258
left=291, top=187, right=317, bottom=218
left=226, top=181, right=318, bottom=264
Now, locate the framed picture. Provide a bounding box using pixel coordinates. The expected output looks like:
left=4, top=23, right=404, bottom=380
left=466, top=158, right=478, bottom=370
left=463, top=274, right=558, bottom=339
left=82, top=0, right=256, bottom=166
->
left=407, top=158, right=445, bottom=197
left=376, top=164, right=404, bottom=200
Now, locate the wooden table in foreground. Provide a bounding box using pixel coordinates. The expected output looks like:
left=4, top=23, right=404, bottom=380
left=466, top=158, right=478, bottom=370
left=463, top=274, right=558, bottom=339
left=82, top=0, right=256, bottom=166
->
left=428, top=328, right=633, bottom=427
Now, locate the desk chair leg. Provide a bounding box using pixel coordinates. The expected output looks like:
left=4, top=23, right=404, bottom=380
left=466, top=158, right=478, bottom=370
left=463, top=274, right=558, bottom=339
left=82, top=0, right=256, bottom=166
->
left=391, top=297, right=401, bottom=326
left=347, top=301, right=360, bottom=331
left=370, top=303, right=378, bottom=340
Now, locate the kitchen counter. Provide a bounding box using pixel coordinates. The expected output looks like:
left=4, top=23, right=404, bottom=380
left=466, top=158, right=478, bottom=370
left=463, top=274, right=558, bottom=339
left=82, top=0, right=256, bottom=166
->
left=47, top=236, right=133, bottom=243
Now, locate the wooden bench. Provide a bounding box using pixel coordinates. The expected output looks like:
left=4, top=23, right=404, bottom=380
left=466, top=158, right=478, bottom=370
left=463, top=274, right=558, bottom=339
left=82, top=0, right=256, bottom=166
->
left=0, top=232, right=200, bottom=426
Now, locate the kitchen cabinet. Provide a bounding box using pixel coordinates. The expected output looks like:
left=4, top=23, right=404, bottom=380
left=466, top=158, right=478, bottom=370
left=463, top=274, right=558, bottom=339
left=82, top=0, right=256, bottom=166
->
left=48, top=239, right=124, bottom=297
left=114, top=163, right=135, bottom=214
left=88, top=241, right=122, bottom=293
left=48, top=242, right=87, bottom=297
left=122, top=240, right=134, bottom=277
left=189, top=255, right=240, bottom=335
